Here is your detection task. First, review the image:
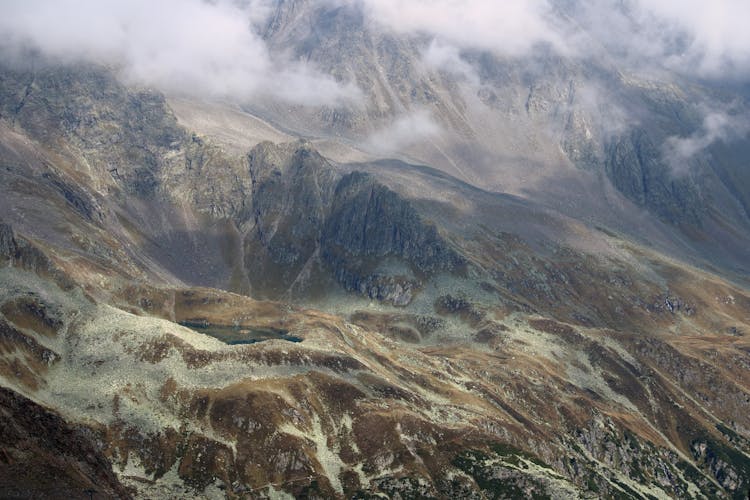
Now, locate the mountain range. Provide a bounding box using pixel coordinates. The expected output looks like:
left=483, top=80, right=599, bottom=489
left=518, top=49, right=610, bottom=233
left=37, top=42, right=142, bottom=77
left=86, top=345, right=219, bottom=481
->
left=0, top=1, right=749, bottom=498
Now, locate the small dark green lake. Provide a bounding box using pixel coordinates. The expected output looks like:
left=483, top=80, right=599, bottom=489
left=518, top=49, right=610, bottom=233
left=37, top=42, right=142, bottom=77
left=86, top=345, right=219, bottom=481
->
left=179, top=321, right=302, bottom=345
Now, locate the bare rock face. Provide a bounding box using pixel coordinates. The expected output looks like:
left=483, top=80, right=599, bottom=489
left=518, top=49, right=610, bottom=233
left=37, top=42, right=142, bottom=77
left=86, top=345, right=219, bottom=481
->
left=322, top=171, right=463, bottom=273
left=605, top=128, right=704, bottom=225
left=336, top=272, right=417, bottom=307
left=0, top=223, right=16, bottom=262
left=1, top=60, right=461, bottom=305
left=319, top=170, right=463, bottom=305
left=244, top=141, right=338, bottom=295
left=244, top=141, right=463, bottom=304
left=0, top=64, right=183, bottom=197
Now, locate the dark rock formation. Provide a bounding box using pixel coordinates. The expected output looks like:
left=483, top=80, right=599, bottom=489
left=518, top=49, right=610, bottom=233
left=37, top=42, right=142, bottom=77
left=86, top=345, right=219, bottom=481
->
left=322, top=171, right=463, bottom=273
left=245, top=142, right=464, bottom=304
left=331, top=269, right=418, bottom=307
left=245, top=141, right=337, bottom=294
left=0, top=223, right=16, bottom=262
left=0, top=63, right=184, bottom=197
left=0, top=387, right=130, bottom=499
left=605, top=129, right=704, bottom=225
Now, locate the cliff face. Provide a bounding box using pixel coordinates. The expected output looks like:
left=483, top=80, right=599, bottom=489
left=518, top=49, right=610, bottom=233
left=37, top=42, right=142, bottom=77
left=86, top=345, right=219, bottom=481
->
left=320, top=170, right=463, bottom=305
left=605, top=129, right=705, bottom=225
left=323, top=171, right=462, bottom=273
left=244, top=142, right=335, bottom=296
left=0, top=64, right=183, bottom=197
left=244, top=141, right=463, bottom=304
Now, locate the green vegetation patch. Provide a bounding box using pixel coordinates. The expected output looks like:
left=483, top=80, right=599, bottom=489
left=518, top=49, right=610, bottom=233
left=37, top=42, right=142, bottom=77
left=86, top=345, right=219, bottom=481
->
left=451, top=444, right=554, bottom=499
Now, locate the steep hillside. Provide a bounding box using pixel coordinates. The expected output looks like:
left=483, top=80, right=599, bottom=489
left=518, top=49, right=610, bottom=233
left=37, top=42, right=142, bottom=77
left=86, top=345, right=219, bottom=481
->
left=235, top=0, right=750, bottom=278
left=0, top=58, right=749, bottom=498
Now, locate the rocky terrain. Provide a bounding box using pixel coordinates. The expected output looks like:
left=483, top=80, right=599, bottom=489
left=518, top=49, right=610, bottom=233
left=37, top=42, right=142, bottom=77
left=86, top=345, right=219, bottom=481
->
left=1, top=1, right=750, bottom=498
left=245, top=0, right=750, bottom=279
left=0, top=57, right=749, bottom=498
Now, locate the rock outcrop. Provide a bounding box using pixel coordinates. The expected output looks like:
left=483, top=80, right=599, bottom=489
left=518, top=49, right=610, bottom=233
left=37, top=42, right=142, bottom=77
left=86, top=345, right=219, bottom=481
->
left=0, top=387, right=130, bottom=499
left=0, top=223, right=16, bottom=262
left=605, top=129, right=704, bottom=225
left=245, top=142, right=463, bottom=304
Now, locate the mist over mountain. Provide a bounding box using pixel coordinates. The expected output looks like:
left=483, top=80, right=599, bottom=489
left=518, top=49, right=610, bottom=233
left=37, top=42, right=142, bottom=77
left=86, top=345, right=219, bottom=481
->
left=1, top=1, right=749, bottom=499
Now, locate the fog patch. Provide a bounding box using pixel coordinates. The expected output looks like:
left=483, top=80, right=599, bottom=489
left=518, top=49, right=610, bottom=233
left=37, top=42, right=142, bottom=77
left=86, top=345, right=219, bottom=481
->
left=663, top=108, right=750, bottom=174
left=360, top=0, right=567, bottom=57
left=359, top=0, right=750, bottom=81
left=574, top=82, right=635, bottom=140
left=365, top=110, right=442, bottom=155
left=0, top=0, right=360, bottom=106
left=423, top=40, right=480, bottom=86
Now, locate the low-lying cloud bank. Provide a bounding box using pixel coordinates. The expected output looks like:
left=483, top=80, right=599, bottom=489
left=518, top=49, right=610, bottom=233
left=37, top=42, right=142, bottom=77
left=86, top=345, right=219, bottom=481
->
left=365, top=110, right=442, bottom=155
left=570, top=0, right=750, bottom=80
left=2, top=0, right=748, bottom=107
left=664, top=108, right=750, bottom=173
left=355, top=0, right=750, bottom=171
left=2, top=0, right=748, bottom=167
left=0, top=0, right=360, bottom=106
left=359, top=0, right=750, bottom=81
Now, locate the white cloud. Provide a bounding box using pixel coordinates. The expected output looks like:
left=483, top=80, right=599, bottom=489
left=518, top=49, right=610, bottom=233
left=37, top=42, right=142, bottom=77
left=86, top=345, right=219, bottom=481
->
left=356, top=0, right=750, bottom=80
left=2, top=0, right=749, bottom=158
left=663, top=109, right=750, bottom=173
left=2, top=0, right=747, bottom=109
left=422, top=40, right=479, bottom=86
left=634, top=0, right=750, bottom=78
left=573, top=82, right=635, bottom=139
left=365, top=110, right=442, bottom=154
left=360, top=0, right=566, bottom=57
left=0, top=0, right=360, bottom=106
left=570, top=0, right=750, bottom=79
